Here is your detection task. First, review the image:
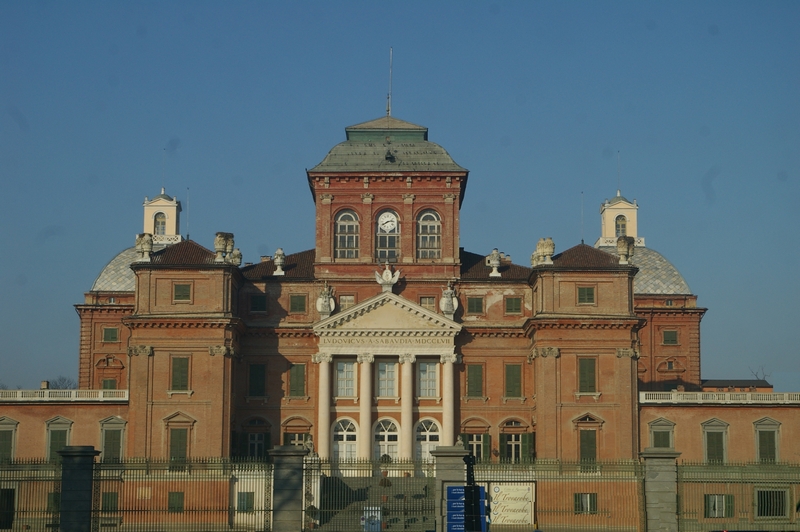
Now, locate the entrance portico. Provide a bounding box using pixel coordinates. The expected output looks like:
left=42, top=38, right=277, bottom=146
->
left=313, top=292, right=462, bottom=459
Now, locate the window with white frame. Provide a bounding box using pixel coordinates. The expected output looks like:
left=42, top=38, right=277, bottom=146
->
left=373, top=419, right=399, bottom=460
left=649, top=418, right=675, bottom=449
left=335, top=210, right=360, bottom=259
left=339, top=295, right=356, bottom=311
left=416, top=209, right=441, bottom=259
left=154, top=212, right=167, bottom=235
left=754, top=418, right=780, bottom=463
left=615, top=215, right=626, bottom=237
left=0, top=417, right=18, bottom=463
left=335, top=361, right=356, bottom=397
left=704, top=494, right=734, bottom=518
left=333, top=420, right=357, bottom=460
left=376, top=362, right=397, bottom=397
left=415, top=419, right=440, bottom=461
left=466, top=434, right=485, bottom=462
left=574, top=493, right=598, bottom=514
left=417, top=361, right=438, bottom=397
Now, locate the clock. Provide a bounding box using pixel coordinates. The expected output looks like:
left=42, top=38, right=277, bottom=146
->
left=378, top=212, right=397, bottom=232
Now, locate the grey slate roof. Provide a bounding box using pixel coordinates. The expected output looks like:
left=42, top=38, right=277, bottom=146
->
left=91, top=247, right=138, bottom=292
left=599, top=246, right=691, bottom=295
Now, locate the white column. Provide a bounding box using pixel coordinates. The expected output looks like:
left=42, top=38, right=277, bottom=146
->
left=399, top=353, right=416, bottom=459
left=357, top=353, right=373, bottom=459
left=440, top=352, right=458, bottom=446
left=314, top=353, right=332, bottom=459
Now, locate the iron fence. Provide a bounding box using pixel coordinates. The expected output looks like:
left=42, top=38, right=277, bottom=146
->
left=303, top=458, right=435, bottom=532
left=678, top=461, right=800, bottom=532
left=0, top=459, right=61, bottom=532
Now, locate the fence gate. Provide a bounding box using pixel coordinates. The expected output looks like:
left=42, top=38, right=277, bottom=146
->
left=0, top=460, right=61, bottom=532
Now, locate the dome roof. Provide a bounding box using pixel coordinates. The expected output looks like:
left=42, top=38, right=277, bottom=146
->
left=599, top=246, right=692, bottom=295
left=90, top=247, right=138, bottom=292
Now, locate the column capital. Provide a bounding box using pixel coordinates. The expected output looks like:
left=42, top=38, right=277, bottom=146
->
left=440, top=352, right=459, bottom=364
left=357, top=353, right=374, bottom=364
left=399, top=353, right=416, bottom=364
left=313, top=352, right=333, bottom=364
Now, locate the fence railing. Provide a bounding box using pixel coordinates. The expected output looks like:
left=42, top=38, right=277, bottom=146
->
left=0, top=389, right=128, bottom=402
left=0, top=459, right=61, bottom=531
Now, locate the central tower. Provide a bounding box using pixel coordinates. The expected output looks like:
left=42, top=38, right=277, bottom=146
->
left=307, top=116, right=468, bottom=280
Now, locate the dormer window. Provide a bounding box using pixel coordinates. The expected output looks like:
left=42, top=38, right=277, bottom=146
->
left=154, top=213, right=167, bottom=235
left=416, top=209, right=441, bottom=259
left=615, top=215, right=627, bottom=237
left=375, top=210, right=400, bottom=262
left=335, top=210, right=360, bottom=259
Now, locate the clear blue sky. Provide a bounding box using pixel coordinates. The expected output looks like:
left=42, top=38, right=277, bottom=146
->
left=1, top=1, right=798, bottom=390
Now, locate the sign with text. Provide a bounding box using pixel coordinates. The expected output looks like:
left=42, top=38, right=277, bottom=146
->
left=489, top=483, right=534, bottom=526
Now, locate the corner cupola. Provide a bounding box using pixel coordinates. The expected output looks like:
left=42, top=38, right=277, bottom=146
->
left=594, top=190, right=644, bottom=248
left=142, top=188, right=182, bottom=245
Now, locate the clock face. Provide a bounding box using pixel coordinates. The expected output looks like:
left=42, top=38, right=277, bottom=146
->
left=378, top=212, right=397, bottom=232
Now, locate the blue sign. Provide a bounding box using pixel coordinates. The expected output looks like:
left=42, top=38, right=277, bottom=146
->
left=446, top=486, right=466, bottom=500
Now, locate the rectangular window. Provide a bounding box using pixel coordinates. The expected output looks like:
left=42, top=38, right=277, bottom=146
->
left=102, top=378, right=117, bottom=390
left=101, top=492, right=119, bottom=512
left=284, top=433, right=309, bottom=447
left=335, top=361, right=355, bottom=397
left=47, top=492, right=61, bottom=514
left=420, top=297, right=436, bottom=311
left=577, top=287, right=595, bottom=304
left=652, top=430, right=672, bottom=449
left=466, top=365, right=483, bottom=397
left=505, top=297, right=522, bottom=314
left=249, top=364, right=266, bottom=397
left=102, top=327, right=119, bottom=342
left=505, top=365, right=522, bottom=398
left=500, top=433, right=522, bottom=463
left=756, top=489, right=787, bottom=518
left=289, top=294, right=307, bottom=313
left=466, top=297, right=483, bottom=314
left=103, top=429, right=122, bottom=462
left=704, top=494, right=734, bottom=518
left=580, top=430, right=597, bottom=463
left=237, top=492, right=255, bottom=513
left=758, top=430, right=777, bottom=463
left=167, top=492, right=185, bottom=513
left=171, top=357, right=189, bottom=391
left=377, top=362, right=397, bottom=397
left=339, top=295, right=355, bottom=310
left=0, top=431, right=12, bottom=462
left=663, top=330, right=678, bottom=345
left=574, top=493, right=598, bottom=514
left=248, top=433, right=266, bottom=458
left=250, top=294, right=267, bottom=312
left=578, top=358, right=597, bottom=393
left=169, top=428, right=188, bottom=462
left=706, top=431, right=725, bottom=463
left=49, top=429, right=67, bottom=462
left=465, top=434, right=484, bottom=461
left=289, top=364, right=305, bottom=397
left=173, top=283, right=191, bottom=302
left=418, top=362, right=437, bottom=397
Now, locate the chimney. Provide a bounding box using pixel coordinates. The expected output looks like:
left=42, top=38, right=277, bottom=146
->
left=40, top=380, right=50, bottom=390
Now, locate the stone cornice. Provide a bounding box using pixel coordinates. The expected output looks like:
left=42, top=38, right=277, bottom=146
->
left=244, top=329, right=316, bottom=339
left=460, top=328, right=528, bottom=339
left=317, top=329, right=458, bottom=339
left=122, top=317, right=243, bottom=330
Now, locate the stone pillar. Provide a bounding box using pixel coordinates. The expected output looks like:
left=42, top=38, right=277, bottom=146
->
left=400, top=354, right=416, bottom=459
left=640, top=449, right=681, bottom=532
left=58, top=446, right=100, bottom=532
left=431, top=446, right=469, bottom=532
left=271, top=445, right=310, bottom=532
left=358, top=353, right=374, bottom=459
left=440, top=353, right=458, bottom=446
left=314, top=353, right=332, bottom=459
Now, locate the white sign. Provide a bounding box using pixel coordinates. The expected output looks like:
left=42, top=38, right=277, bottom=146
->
left=489, top=483, right=534, bottom=526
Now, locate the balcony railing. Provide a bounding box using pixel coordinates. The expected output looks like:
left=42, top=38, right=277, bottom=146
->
left=0, top=389, right=128, bottom=402
left=640, top=391, right=800, bottom=405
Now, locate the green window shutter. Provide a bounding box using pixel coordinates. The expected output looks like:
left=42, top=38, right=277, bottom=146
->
left=459, top=433, right=468, bottom=451
left=49, top=430, right=67, bottom=462
left=250, top=294, right=267, bottom=312
left=167, top=492, right=184, bottom=513
left=759, top=431, right=776, bottom=462
left=482, top=434, right=492, bottom=463
left=290, top=295, right=306, bottom=313
left=102, top=328, right=119, bottom=342
left=505, top=297, right=521, bottom=314
left=653, top=430, right=671, bottom=448
left=103, top=429, right=122, bottom=461
left=467, top=297, right=483, bottom=314
left=249, top=364, right=266, bottom=397
left=578, top=359, right=596, bottom=393
left=499, top=434, right=508, bottom=461
left=289, top=365, right=305, bottom=396
left=580, top=430, right=596, bottom=462
left=467, top=365, right=483, bottom=397
left=574, top=493, right=582, bottom=513
left=170, top=428, right=188, bottom=461
left=663, top=331, right=678, bottom=345
left=238, top=492, right=255, bottom=512
left=724, top=494, right=735, bottom=518
left=521, top=433, right=533, bottom=461
left=505, top=365, right=522, bottom=398
left=703, top=494, right=712, bottom=518
left=101, top=379, right=117, bottom=390
left=47, top=492, right=61, bottom=513
left=0, top=431, right=12, bottom=462
left=706, top=432, right=724, bottom=463
left=171, top=358, right=189, bottom=390
left=101, top=492, right=119, bottom=512
left=173, top=284, right=191, bottom=301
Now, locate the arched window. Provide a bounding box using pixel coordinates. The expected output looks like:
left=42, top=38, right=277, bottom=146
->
left=154, top=212, right=167, bottom=235
left=375, top=210, right=400, bottom=262
left=415, top=419, right=440, bottom=461
left=335, top=210, right=360, bottom=259
left=615, top=215, right=627, bottom=237
left=333, top=419, right=357, bottom=460
left=373, top=419, right=399, bottom=460
left=416, top=210, right=441, bottom=259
